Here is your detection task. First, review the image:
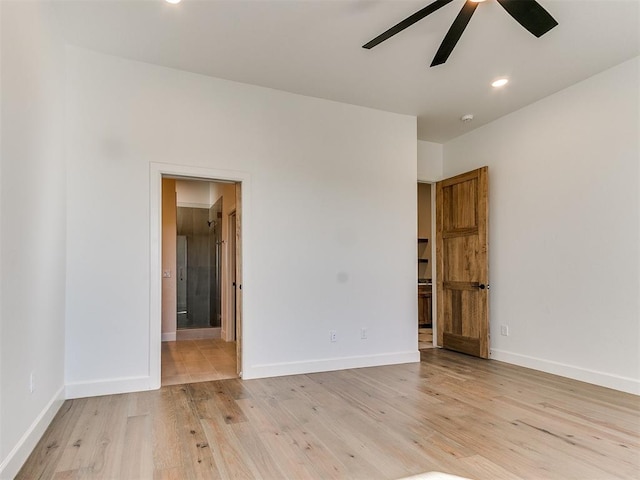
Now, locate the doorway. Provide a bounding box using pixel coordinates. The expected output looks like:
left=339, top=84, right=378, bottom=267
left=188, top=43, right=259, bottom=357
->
left=158, top=175, right=243, bottom=386
left=418, top=182, right=436, bottom=350
left=435, top=167, right=490, bottom=358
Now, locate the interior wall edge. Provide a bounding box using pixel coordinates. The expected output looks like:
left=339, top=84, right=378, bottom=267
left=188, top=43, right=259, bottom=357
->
left=1, top=0, right=66, bottom=474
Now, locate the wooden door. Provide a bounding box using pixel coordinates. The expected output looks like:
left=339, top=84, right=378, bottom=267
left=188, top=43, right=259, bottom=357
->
left=228, top=212, right=237, bottom=341
left=436, top=167, right=489, bottom=358
left=235, top=183, right=243, bottom=376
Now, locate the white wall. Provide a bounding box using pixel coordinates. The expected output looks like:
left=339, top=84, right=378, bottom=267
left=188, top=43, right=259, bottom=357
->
left=65, top=47, right=418, bottom=396
left=175, top=179, right=212, bottom=208
left=161, top=178, right=177, bottom=341
left=0, top=1, right=67, bottom=477
left=417, top=140, right=443, bottom=182
left=443, top=57, right=640, bottom=394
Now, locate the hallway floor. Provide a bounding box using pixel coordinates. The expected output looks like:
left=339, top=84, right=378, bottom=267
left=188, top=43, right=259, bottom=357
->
left=418, top=327, right=434, bottom=350
left=161, top=338, right=237, bottom=386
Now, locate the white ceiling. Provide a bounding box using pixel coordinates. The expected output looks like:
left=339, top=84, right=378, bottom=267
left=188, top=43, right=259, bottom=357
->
left=52, top=0, right=640, bottom=142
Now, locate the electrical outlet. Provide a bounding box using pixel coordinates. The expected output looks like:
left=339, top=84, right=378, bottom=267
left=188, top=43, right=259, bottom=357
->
left=361, top=328, right=368, bottom=340
left=330, top=330, right=337, bottom=342
left=500, top=325, right=509, bottom=336
left=29, top=372, right=35, bottom=393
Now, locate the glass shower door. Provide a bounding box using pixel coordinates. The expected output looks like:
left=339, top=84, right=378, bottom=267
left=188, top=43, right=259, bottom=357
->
left=176, top=235, right=188, bottom=328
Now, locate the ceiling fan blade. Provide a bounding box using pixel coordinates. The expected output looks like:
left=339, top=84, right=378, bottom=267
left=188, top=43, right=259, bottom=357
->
left=430, top=0, right=478, bottom=67
left=363, top=0, right=455, bottom=49
left=496, top=0, right=558, bottom=37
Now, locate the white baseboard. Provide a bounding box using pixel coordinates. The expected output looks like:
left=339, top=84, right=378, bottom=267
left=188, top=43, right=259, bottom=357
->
left=490, top=349, right=639, bottom=395
left=176, top=327, right=221, bottom=340
left=243, top=350, right=420, bottom=380
left=0, top=386, right=65, bottom=480
left=162, top=332, right=176, bottom=342
left=65, top=375, right=154, bottom=400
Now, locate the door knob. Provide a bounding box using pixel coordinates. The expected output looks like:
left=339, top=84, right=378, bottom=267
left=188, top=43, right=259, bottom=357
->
left=478, top=283, right=486, bottom=290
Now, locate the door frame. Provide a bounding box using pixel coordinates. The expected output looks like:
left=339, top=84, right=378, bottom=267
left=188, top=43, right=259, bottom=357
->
left=417, top=180, right=438, bottom=348
left=149, top=162, right=250, bottom=389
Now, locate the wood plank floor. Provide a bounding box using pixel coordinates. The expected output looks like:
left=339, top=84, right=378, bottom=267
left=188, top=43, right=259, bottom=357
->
left=418, top=328, right=434, bottom=350
left=161, top=339, right=237, bottom=386
left=17, top=349, right=640, bottom=480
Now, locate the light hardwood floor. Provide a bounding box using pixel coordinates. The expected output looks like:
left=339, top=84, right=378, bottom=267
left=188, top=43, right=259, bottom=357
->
left=18, top=349, right=639, bottom=479
left=161, top=339, right=237, bottom=386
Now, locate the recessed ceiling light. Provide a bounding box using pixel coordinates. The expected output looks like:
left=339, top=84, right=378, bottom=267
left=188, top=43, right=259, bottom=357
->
left=491, top=78, right=509, bottom=88
left=165, top=0, right=181, bottom=4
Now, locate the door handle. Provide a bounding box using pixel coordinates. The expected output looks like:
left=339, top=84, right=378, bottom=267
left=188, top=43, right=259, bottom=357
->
left=478, top=283, right=487, bottom=290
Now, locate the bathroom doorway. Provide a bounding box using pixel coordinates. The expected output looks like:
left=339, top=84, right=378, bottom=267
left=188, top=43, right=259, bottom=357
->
left=160, top=177, right=241, bottom=385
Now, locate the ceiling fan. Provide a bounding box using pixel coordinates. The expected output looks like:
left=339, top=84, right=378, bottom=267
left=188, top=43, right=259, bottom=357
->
left=363, top=0, right=558, bottom=67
